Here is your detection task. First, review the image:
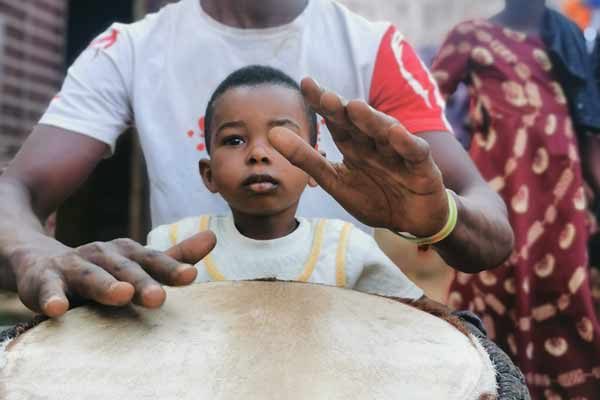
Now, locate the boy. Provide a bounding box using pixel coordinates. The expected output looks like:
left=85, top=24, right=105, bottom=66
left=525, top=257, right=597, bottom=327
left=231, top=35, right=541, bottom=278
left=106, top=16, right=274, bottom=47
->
left=146, top=65, right=421, bottom=299
left=142, top=66, right=510, bottom=399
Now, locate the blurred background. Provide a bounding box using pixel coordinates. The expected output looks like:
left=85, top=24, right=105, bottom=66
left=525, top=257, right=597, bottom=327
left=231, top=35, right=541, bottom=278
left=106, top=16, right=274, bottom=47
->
left=0, top=0, right=591, bottom=329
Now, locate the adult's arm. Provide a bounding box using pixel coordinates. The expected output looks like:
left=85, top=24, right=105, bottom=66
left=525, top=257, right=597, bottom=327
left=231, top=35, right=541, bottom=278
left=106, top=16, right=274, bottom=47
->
left=269, top=78, right=513, bottom=273
left=0, top=125, right=215, bottom=317
left=420, top=130, right=513, bottom=271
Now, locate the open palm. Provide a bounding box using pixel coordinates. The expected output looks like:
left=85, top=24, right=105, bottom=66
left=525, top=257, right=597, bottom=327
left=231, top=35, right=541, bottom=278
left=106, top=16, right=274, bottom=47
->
left=269, top=78, right=450, bottom=237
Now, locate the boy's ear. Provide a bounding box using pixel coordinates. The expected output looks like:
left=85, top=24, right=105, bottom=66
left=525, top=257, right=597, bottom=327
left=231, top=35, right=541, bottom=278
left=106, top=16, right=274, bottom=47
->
left=199, top=159, right=218, bottom=193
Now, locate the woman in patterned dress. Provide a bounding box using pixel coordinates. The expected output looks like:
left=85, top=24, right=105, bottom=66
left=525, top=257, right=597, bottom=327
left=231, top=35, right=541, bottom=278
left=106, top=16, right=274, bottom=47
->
left=432, top=1, right=600, bottom=398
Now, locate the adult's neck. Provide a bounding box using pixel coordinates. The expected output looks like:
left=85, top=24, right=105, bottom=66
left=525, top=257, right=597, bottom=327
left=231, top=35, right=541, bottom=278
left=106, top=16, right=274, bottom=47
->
left=493, top=0, right=547, bottom=34
left=200, top=0, right=308, bottom=29
left=231, top=206, right=299, bottom=240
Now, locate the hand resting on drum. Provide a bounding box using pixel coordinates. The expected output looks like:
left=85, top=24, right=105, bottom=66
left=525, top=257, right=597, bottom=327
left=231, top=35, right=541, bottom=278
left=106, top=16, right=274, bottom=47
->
left=7, top=225, right=215, bottom=317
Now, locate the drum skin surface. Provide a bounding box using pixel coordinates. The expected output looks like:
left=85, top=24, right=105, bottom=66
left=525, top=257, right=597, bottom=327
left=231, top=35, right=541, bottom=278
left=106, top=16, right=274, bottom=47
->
left=0, top=281, right=491, bottom=399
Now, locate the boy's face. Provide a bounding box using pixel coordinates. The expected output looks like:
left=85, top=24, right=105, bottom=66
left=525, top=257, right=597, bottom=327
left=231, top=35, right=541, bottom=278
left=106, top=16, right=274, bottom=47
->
left=200, top=84, right=316, bottom=216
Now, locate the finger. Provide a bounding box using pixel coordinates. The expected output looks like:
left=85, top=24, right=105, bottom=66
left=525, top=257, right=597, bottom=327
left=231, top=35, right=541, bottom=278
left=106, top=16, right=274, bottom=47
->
left=134, top=249, right=198, bottom=287
left=137, top=231, right=218, bottom=287
left=346, top=100, right=399, bottom=158
left=321, top=92, right=363, bottom=144
left=387, top=124, right=431, bottom=165
left=38, top=276, right=69, bottom=317
left=63, top=261, right=135, bottom=307
left=269, top=126, right=339, bottom=193
left=164, top=230, right=216, bottom=265
left=388, top=125, right=444, bottom=187
left=320, top=91, right=347, bottom=123
left=112, top=238, right=201, bottom=287
left=77, top=240, right=166, bottom=307
left=94, top=253, right=167, bottom=308
left=302, top=78, right=355, bottom=143
left=300, top=77, right=325, bottom=110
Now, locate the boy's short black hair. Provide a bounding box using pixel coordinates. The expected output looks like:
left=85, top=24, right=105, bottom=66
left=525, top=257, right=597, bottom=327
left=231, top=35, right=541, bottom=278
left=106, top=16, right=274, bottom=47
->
left=204, top=65, right=318, bottom=154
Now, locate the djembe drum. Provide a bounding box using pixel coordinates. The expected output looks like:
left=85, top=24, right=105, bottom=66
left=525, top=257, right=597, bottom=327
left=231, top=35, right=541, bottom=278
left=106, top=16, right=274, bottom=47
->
left=1, top=281, right=520, bottom=399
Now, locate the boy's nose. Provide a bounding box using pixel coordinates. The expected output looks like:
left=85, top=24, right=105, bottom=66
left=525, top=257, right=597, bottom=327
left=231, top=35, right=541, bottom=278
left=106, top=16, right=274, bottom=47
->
left=247, top=144, right=272, bottom=165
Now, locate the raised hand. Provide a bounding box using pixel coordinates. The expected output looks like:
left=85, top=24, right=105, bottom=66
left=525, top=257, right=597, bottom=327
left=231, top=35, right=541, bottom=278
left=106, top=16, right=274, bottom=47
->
left=12, top=231, right=216, bottom=317
left=269, top=77, right=449, bottom=237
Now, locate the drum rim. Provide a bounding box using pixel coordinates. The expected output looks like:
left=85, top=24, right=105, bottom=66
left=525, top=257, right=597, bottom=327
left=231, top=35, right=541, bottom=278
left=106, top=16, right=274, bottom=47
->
left=0, top=282, right=525, bottom=399
left=0, top=316, right=46, bottom=348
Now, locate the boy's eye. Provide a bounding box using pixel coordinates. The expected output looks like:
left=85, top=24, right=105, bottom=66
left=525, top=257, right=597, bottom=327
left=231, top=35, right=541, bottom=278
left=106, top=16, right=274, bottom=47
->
left=222, top=136, right=245, bottom=146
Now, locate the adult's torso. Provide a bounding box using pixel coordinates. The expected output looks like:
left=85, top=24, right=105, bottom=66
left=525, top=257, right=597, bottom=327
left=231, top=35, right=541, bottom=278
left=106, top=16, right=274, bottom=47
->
left=127, top=0, right=389, bottom=229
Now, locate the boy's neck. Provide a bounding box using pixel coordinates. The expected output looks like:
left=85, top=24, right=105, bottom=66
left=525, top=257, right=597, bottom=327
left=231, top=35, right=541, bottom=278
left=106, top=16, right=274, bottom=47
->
left=231, top=206, right=299, bottom=240
left=200, top=0, right=308, bottom=29
left=493, top=1, right=547, bottom=34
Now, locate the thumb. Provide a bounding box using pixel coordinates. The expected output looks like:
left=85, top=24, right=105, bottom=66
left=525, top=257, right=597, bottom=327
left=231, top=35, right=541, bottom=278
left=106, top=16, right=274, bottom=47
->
left=164, top=230, right=217, bottom=265
left=268, top=126, right=338, bottom=193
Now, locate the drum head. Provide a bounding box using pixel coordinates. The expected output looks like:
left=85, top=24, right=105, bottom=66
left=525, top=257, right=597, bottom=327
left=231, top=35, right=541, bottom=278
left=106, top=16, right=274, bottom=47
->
left=1, top=281, right=494, bottom=399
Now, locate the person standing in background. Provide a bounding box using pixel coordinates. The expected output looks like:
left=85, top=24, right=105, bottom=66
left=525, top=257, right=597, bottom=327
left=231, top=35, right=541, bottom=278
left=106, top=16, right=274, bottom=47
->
left=432, top=0, right=600, bottom=398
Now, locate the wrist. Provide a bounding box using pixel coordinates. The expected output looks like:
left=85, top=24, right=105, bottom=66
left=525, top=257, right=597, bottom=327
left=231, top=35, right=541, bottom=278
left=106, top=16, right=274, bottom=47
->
left=392, top=189, right=458, bottom=246
left=2, top=230, right=59, bottom=278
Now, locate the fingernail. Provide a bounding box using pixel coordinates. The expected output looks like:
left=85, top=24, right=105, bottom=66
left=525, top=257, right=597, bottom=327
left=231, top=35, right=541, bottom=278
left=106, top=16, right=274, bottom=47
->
left=141, top=285, right=166, bottom=308
left=43, top=296, right=68, bottom=317
left=173, top=264, right=198, bottom=284
left=108, top=281, right=131, bottom=292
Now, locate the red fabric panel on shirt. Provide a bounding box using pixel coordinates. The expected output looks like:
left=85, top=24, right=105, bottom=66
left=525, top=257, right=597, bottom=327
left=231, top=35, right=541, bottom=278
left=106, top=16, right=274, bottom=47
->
left=369, top=26, right=450, bottom=134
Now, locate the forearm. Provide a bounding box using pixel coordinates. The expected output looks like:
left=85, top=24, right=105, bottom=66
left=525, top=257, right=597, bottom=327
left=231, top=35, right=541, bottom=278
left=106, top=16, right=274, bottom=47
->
left=415, top=131, right=514, bottom=272
left=0, top=177, right=49, bottom=291
left=434, top=187, right=514, bottom=273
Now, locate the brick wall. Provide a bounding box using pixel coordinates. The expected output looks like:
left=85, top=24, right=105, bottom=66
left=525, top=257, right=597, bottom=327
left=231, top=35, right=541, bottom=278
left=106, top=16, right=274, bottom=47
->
left=0, top=0, right=68, bottom=169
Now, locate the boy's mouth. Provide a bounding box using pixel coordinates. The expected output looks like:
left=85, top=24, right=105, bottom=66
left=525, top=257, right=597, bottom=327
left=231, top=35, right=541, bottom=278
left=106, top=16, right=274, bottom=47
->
left=242, top=174, right=279, bottom=193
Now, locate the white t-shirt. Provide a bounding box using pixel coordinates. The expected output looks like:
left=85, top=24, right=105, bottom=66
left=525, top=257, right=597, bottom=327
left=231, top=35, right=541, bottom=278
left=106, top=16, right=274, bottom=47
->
left=146, top=214, right=424, bottom=299
left=40, top=0, right=449, bottom=229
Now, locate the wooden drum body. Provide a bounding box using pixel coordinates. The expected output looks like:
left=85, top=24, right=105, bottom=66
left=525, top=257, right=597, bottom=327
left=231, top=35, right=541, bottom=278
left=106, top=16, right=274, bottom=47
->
left=1, top=281, right=496, bottom=399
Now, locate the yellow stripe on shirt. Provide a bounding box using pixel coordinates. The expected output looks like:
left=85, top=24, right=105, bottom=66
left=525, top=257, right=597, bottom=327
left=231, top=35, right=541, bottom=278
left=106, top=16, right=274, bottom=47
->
left=296, top=219, right=327, bottom=282
left=169, top=222, right=179, bottom=246
left=335, top=223, right=352, bottom=287
left=199, top=215, right=225, bottom=281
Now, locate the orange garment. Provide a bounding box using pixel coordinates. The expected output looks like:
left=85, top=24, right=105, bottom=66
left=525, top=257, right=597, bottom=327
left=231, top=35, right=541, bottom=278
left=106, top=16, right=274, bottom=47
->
left=562, top=0, right=591, bottom=30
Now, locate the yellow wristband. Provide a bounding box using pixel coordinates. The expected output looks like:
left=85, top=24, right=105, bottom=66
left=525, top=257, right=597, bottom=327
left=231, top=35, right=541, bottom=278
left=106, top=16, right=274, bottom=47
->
left=394, top=189, right=458, bottom=246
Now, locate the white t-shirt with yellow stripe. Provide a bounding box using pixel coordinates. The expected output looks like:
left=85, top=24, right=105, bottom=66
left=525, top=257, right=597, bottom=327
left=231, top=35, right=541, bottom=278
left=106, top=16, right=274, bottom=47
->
left=146, top=214, right=423, bottom=299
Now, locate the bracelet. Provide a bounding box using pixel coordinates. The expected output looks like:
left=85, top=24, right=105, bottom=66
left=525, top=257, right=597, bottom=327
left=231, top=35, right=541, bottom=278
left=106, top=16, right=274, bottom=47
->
left=394, top=189, right=458, bottom=246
